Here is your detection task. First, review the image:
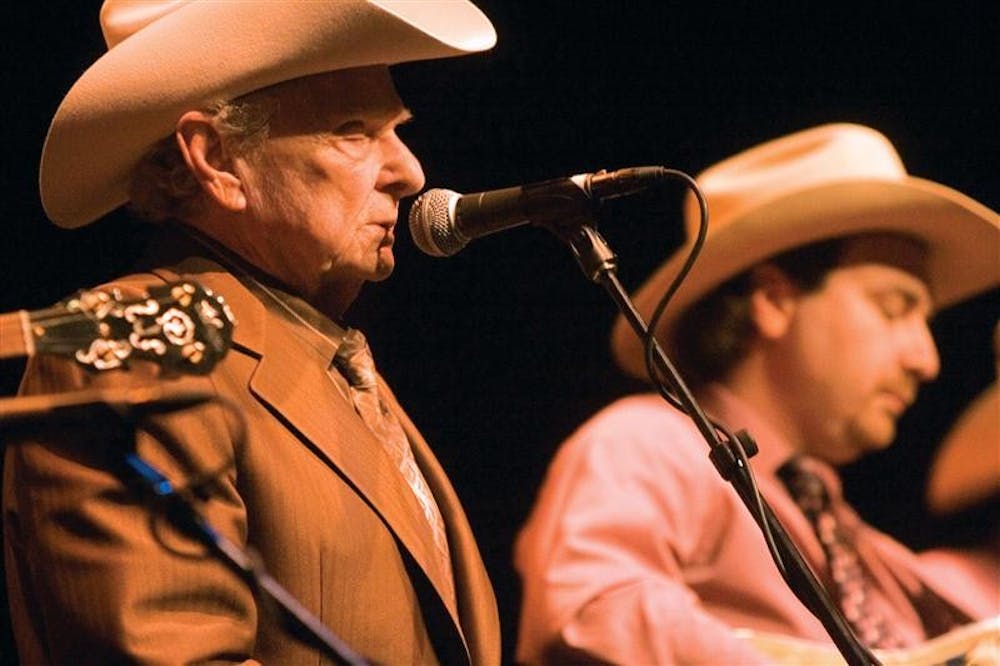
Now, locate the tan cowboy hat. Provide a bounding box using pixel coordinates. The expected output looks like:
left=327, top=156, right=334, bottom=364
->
left=926, top=380, right=1000, bottom=515
left=927, top=322, right=999, bottom=515
left=40, top=0, right=497, bottom=228
left=612, top=123, right=1000, bottom=380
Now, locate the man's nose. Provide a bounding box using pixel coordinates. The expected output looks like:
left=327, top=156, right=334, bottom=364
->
left=381, top=132, right=425, bottom=198
left=902, top=321, right=940, bottom=382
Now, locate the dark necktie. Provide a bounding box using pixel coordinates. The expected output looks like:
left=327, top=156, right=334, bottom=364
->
left=778, top=456, right=903, bottom=649
left=332, top=328, right=454, bottom=603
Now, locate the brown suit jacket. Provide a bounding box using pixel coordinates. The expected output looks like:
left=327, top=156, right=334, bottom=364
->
left=3, top=253, right=500, bottom=665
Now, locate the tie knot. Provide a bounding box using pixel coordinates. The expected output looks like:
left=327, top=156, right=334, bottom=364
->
left=332, top=328, right=378, bottom=391
left=778, top=456, right=831, bottom=518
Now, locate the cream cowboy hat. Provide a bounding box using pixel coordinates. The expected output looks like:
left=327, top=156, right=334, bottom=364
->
left=40, top=0, right=497, bottom=228
left=612, top=123, right=1000, bottom=379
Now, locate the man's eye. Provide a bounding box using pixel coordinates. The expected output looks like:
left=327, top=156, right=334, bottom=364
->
left=875, top=292, right=912, bottom=320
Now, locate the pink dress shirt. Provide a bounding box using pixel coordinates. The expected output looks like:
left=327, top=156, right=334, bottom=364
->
left=515, top=386, right=997, bottom=664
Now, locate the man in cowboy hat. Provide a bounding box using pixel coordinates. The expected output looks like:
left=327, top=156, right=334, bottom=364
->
left=514, top=124, right=999, bottom=664
left=4, top=1, right=501, bottom=664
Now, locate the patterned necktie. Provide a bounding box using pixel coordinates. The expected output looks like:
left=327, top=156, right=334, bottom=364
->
left=778, top=456, right=903, bottom=649
left=332, top=328, right=454, bottom=602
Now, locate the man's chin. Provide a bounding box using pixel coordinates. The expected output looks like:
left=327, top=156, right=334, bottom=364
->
left=853, top=426, right=897, bottom=459
left=830, top=423, right=896, bottom=465
left=369, top=261, right=395, bottom=282
left=369, top=248, right=395, bottom=281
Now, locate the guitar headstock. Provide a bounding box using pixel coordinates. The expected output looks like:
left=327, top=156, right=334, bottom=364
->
left=29, top=281, right=236, bottom=375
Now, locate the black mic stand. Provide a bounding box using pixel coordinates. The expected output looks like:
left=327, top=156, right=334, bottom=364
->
left=5, top=398, right=371, bottom=666
left=549, top=220, right=880, bottom=666
left=120, top=450, right=371, bottom=666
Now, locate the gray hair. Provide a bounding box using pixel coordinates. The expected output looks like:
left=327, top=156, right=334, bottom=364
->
left=127, top=94, right=274, bottom=223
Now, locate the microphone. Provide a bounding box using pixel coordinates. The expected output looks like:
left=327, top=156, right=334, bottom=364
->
left=408, top=166, right=669, bottom=257
left=0, top=385, right=215, bottom=426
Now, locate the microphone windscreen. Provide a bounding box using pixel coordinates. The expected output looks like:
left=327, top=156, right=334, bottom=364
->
left=408, top=189, right=463, bottom=257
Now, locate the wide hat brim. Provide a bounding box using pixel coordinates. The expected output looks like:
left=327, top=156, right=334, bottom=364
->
left=40, top=0, right=497, bottom=228
left=611, top=176, right=1000, bottom=380
left=926, top=381, right=1000, bottom=514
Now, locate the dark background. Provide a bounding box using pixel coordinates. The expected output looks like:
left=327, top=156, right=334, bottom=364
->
left=2, top=3, right=997, bottom=663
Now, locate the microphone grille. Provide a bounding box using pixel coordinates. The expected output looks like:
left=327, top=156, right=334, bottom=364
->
left=408, top=189, right=465, bottom=257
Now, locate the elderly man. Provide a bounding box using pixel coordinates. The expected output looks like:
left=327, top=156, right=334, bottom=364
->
left=4, top=1, right=501, bottom=664
left=515, top=124, right=999, bottom=664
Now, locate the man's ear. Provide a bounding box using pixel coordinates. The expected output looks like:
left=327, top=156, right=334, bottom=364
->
left=175, top=111, right=247, bottom=212
left=748, top=263, right=800, bottom=340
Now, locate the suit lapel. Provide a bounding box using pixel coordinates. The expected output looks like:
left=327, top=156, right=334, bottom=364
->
left=249, top=323, right=459, bottom=599
left=383, top=385, right=500, bottom=666
left=155, top=261, right=467, bottom=640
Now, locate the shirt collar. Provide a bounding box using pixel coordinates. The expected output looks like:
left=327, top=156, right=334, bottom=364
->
left=697, top=383, right=844, bottom=495
left=174, top=222, right=348, bottom=361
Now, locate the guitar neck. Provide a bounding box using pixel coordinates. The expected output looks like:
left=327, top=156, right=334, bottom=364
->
left=0, top=281, right=234, bottom=375
left=0, top=310, right=33, bottom=361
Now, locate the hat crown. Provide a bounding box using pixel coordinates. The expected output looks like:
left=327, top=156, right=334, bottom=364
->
left=684, top=124, right=907, bottom=235
left=42, top=0, right=496, bottom=228
left=100, top=0, right=193, bottom=48
left=611, top=123, right=997, bottom=380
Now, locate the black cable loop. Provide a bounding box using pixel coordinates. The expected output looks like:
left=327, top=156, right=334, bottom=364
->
left=639, top=169, right=786, bottom=576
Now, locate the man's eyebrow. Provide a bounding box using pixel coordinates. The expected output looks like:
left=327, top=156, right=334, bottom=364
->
left=878, top=282, right=933, bottom=313
left=396, top=108, right=415, bottom=125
